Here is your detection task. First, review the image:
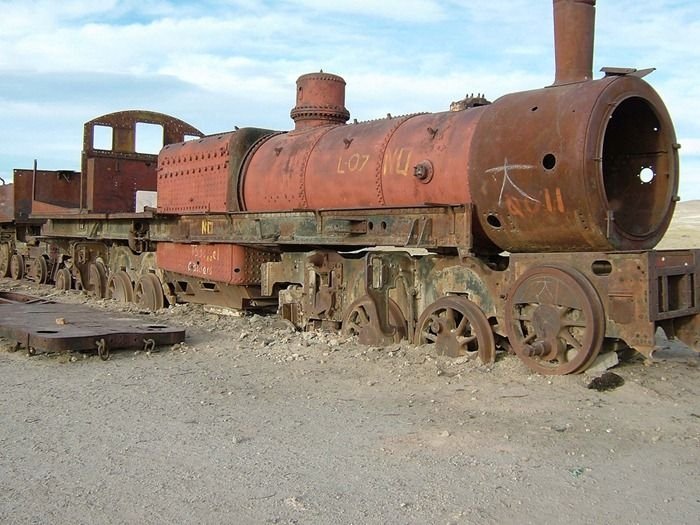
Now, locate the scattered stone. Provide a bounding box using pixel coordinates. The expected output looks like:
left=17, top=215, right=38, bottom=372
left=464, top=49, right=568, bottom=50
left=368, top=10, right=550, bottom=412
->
left=586, top=372, right=625, bottom=391
left=585, top=351, right=620, bottom=375
left=439, top=430, right=451, bottom=438
left=55, top=317, right=66, bottom=325
left=284, top=496, right=306, bottom=511
left=204, top=305, right=242, bottom=317
left=271, top=318, right=296, bottom=331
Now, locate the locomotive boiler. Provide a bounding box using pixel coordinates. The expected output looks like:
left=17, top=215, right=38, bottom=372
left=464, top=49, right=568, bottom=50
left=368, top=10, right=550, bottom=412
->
left=2, top=0, right=698, bottom=374
left=160, top=0, right=678, bottom=254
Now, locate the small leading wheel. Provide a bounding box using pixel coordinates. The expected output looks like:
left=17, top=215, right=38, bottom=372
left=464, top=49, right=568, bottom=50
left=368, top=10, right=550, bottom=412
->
left=505, top=265, right=605, bottom=375
left=34, top=256, right=49, bottom=284
left=415, top=296, right=496, bottom=364
left=10, top=254, right=24, bottom=280
left=55, top=268, right=73, bottom=290
left=107, top=271, right=134, bottom=303
left=87, top=261, right=108, bottom=298
left=134, top=273, right=165, bottom=311
left=0, top=243, right=11, bottom=277
left=342, top=296, right=407, bottom=345
left=96, top=338, right=110, bottom=361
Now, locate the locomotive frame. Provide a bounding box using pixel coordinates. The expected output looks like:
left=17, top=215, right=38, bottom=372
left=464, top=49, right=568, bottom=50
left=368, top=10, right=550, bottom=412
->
left=1, top=0, right=698, bottom=374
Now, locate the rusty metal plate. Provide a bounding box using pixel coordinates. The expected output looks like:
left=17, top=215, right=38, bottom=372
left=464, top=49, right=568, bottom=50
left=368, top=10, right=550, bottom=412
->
left=0, top=181, right=13, bottom=223
left=0, top=292, right=184, bottom=356
left=156, top=242, right=277, bottom=285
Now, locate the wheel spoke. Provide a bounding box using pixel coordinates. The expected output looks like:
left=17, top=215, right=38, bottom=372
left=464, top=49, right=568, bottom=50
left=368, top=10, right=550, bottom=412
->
left=456, top=315, right=469, bottom=334
left=522, top=332, right=537, bottom=344
left=358, top=306, right=370, bottom=325
left=445, top=308, right=456, bottom=326
left=456, top=334, right=477, bottom=346
left=561, top=329, right=582, bottom=350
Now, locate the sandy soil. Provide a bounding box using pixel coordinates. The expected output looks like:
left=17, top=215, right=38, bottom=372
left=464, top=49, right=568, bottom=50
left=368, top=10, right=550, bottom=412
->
left=1, top=203, right=699, bottom=524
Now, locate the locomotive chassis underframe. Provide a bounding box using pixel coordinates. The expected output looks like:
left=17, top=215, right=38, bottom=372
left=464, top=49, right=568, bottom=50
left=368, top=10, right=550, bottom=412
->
left=25, top=205, right=700, bottom=373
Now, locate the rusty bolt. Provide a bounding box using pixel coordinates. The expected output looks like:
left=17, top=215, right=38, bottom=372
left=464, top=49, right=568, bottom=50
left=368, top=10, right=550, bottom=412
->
left=413, top=160, right=434, bottom=183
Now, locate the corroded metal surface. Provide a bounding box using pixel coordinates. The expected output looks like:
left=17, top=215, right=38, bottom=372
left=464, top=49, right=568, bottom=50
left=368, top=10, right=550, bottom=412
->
left=158, top=128, right=273, bottom=214
left=81, top=110, right=204, bottom=213
left=291, top=72, right=350, bottom=130
left=237, top=0, right=676, bottom=253
left=0, top=292, right=184, bottom=356
left=0, top=181, right=14, bottom=223
left=156, top=243, right=278, bottom=285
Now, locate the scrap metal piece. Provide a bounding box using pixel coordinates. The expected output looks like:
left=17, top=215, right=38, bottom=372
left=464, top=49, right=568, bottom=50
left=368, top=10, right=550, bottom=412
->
left=0, top=292, right=184, bottom=357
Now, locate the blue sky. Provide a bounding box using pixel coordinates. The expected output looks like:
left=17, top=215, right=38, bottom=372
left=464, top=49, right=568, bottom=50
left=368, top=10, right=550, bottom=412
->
left=1, top=0, right=699, bottom=201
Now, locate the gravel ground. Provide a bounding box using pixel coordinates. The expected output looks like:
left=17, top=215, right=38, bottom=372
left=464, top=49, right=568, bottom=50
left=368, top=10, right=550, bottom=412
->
left=2, top=201, right=700, bottom=525
left=1, top=276, right=699, bottom=525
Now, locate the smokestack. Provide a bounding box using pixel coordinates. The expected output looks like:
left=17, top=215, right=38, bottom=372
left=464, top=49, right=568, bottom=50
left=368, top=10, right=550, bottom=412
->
left=291, top=72, right=350, bottom=130
left=553, top=0, right=596, bottom=85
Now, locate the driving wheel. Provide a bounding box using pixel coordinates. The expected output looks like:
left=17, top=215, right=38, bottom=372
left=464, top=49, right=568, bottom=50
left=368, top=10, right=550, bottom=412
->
left=55, top=268, right=72, bottom=290
left=342, top=296, right=407, bottom=345
left=415, top=296, right=495, bottom=364
left=10, top=254, right=24, bottom=280
left=34, top=256, right=49, bottom=284
left=87, top=261, right=108, bottom=298
left=505, top=265, right=605, bottom=375
left=107, top=270, right=134, bottom=303
left=0, top=243, right=11, bottom=277
left=134, top=273, right=165, bottom=311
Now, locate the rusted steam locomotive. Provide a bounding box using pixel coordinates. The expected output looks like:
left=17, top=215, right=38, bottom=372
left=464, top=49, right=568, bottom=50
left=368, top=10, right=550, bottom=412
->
left=1, top=0, right=698, bottom=374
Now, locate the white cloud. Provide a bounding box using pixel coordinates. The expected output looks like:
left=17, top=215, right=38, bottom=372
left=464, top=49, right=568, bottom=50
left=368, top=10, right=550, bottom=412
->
left=1, top=0, right=699, bottom=203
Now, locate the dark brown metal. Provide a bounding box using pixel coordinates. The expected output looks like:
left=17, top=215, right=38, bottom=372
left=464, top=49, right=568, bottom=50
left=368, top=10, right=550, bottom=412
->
left=342, top=296, right=406, bottom=345
left=107, top=270, right=133, bottom=302
left=0, top=292, right=184, bottom=356
left=134, top=273, right=165, bottom=310
left=54, top=268, right=72, bottom=290
left=553, top=0, right=596, bottom=85
left=0, top=180, right=14, bottom=223
left=86, top=261, right=108, bottom=298
left=81, top=111, right=204, bottom=213
left=0, top=242, right=11, bottom=277
left=505, top=264, right=605, bottom=375
left=10, top=254, right=25, bottom=280
left=414, top=296, right=495, bottom=364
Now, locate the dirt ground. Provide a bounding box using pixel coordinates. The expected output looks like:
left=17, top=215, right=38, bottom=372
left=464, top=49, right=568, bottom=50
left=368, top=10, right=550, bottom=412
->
left=1, top=202, right=699, bottom=524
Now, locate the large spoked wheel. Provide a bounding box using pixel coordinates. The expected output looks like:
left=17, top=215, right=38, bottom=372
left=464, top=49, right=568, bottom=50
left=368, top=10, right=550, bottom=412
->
left=414, top=296, right=495, bottom=364
left=34, top=256, right=49, bottom=284
left=87, top=261, right=108, bottom=298
left=10, top=254, right=25, bottom=280
left=505, top=265, right=605, bottom=375
left=55, top=268, right=72, bottom=290
left=134, top=273, right=164, bottom=311
left=0, top=243, right=11, bottom=278
left=342, top=296, right=407, bottom=345
left=106, top=270, right=133, bottom=303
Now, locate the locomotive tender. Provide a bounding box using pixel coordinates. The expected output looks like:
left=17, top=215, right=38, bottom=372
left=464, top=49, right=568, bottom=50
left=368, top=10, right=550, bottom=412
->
left=1, top=0, right=698, bottom=374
